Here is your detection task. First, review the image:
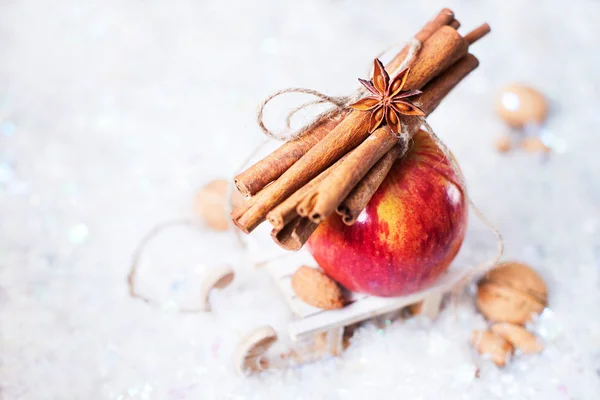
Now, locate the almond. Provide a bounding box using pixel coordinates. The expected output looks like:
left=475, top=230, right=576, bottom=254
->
left=491, top=323, right=543, bottom=354
left=471, top=330, right=514, bottom=367
left=291, top=266, right=344, bottom=310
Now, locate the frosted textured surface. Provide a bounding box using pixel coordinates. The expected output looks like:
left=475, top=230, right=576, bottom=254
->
left=1, top=0, right=599, bottom=398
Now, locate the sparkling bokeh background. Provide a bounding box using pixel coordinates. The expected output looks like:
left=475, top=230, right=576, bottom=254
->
left=1, top=0, right=600, bottom=399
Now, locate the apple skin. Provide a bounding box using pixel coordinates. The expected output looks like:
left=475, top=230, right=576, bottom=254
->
left=308, top=130, right=468, bottom=297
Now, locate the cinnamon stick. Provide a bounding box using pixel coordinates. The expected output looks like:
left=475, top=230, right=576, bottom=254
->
left=267, top=155, right=346, bottom=229
left=267, top=177, right=322, bottom=230
left=414, top=54, right=480, bottom=112
left=464, top=23, right=491, bottom=45
left=234, top=109, right=350, bottom=197
left=386, top=8, right=455, bottom=76
left=297, top=125, right=399, bottom=223
left=234, top=8, right=457, bottom=198
left=233, top=26, right=469, bottom=233
left=271, top=217, right=318, bottom=251
left=231, top=184, right=259, bottom=221
left=335, top=54, right=481, bottom=225
left=402, top=26, right=469, bottom=89
left=233, top=111, right=370, bottom=233
left=336, top=144, right=405, bottom=224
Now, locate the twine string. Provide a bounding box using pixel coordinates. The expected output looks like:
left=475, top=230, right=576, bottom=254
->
left=127, top=218, right=210, bottom=313
left=126, top=138, right=270, bottom=312
left=394, top=38, right=422, bottom=75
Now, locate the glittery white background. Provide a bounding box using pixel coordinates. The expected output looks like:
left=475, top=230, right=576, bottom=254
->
left=1, top=0, right=600, bottom=399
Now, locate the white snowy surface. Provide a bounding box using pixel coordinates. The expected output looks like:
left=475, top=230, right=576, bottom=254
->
left=1, top=0, right=600, bottom=399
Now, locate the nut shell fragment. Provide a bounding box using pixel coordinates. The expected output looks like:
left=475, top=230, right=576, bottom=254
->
left=471, top=330, right=514, bottom=367
left=491, top=323, right=543, bottom=354
left=520, top=137, right=551, bottom=153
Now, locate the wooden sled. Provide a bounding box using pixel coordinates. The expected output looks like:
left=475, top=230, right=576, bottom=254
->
left=222, top=251, right=469, bottom=375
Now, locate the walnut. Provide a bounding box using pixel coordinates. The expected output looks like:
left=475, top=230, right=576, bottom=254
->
left=476, top=261, right=547, bottom=325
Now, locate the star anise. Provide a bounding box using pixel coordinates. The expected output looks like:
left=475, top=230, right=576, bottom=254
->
left=350, top=58, right=425, bottom=134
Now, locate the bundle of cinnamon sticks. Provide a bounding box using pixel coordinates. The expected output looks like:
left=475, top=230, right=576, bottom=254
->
left=232, top=8, right=490, bottom=251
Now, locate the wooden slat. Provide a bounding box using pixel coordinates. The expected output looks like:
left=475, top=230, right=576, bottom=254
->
left=419, top=291, right=444, bottom=319
left=288, top=268, right=468, bottom=340
left=265, top=252, right=320, bottom=316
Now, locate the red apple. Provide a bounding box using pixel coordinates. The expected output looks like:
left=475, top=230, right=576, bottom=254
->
left=308, top=130, right=468, bottom=297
